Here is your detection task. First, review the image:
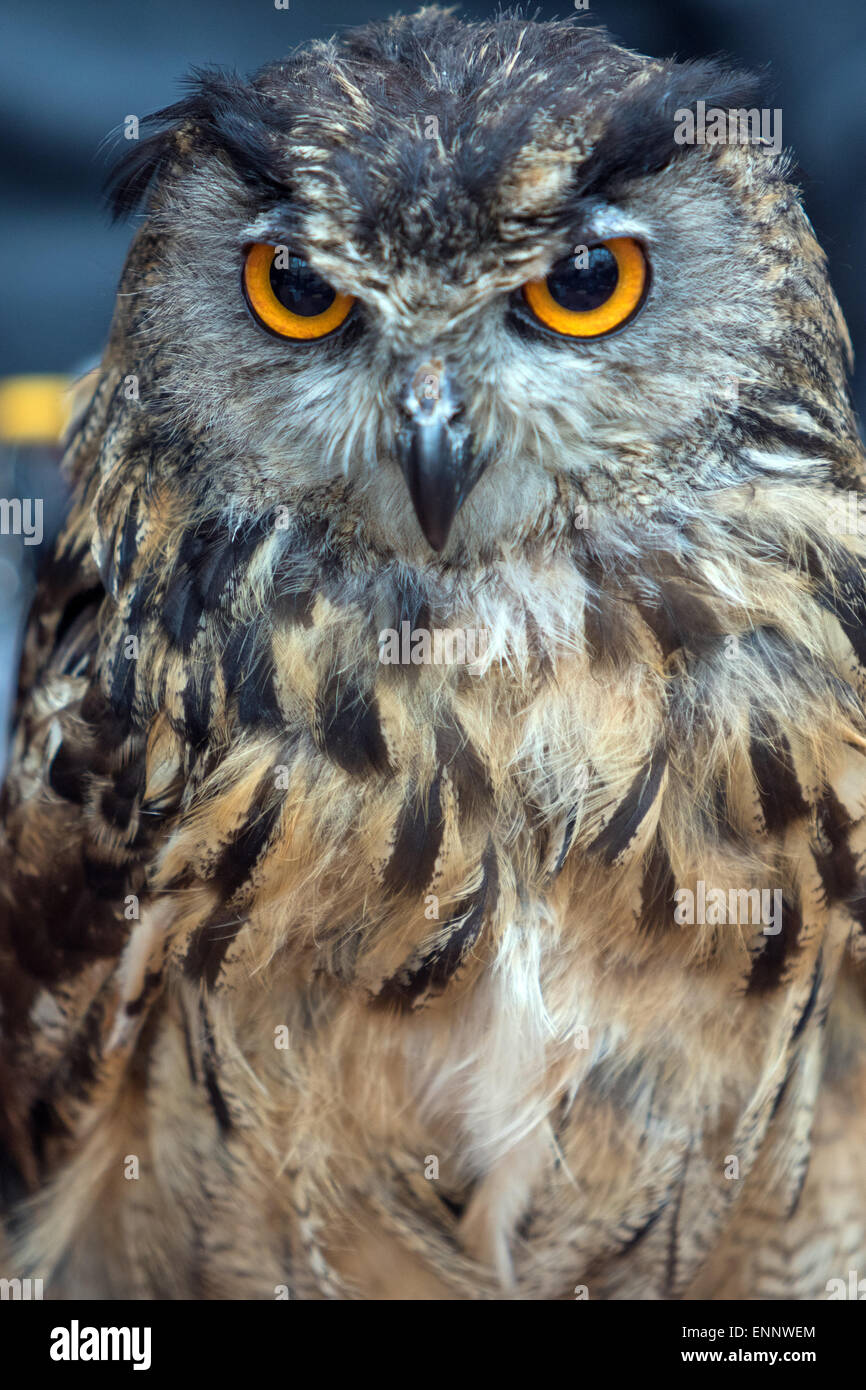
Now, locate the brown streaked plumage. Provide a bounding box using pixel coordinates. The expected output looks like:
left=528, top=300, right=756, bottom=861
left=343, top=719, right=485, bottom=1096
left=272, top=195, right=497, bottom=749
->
left=2, top=8, right=866, bottom=1300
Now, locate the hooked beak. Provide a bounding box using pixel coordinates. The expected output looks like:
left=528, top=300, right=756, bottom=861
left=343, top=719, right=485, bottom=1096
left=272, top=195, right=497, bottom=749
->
left=395, top=361, right=482, bottom=551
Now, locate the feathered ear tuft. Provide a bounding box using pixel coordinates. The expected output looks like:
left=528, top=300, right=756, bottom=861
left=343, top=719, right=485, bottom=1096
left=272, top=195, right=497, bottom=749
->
left=103, top=98, right=197, bottom=221
left=575, top=57, right=774, bottom=199
left=104, top=67, right=296, bottom=221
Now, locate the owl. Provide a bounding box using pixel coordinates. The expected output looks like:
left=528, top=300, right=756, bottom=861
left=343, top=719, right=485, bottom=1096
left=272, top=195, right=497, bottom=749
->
left=1, top=7, right=865, bottom=1302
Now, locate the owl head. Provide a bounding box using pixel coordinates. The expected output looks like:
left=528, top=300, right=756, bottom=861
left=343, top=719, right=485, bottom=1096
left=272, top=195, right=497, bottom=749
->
left=105, top=7, right=859, bottom=575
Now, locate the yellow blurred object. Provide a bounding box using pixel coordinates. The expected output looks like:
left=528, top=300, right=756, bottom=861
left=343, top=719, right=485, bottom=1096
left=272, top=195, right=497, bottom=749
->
left=0, top=375, right=76, bottom=445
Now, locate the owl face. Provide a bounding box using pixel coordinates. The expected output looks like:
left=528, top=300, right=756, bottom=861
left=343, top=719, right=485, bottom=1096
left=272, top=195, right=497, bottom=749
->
left=109, top=12, right=854, bottom=569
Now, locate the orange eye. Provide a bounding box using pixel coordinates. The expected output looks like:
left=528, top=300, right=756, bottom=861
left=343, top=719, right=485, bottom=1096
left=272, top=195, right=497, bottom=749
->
left=522, top=237, right=648, bottom=338
left=242, top=243, right=355, bottom=340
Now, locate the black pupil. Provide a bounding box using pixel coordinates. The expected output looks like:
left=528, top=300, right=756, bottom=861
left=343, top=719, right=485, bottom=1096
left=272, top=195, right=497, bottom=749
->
left=546, top=246, right=619, bottom=312
left=269, top=254, right=335, bottom=317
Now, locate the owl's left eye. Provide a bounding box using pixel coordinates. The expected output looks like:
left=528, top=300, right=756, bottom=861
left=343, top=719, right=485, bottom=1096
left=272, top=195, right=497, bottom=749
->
left=521, top=237, right=648, bottom=338
left=242, top=243, right=355, bottom=340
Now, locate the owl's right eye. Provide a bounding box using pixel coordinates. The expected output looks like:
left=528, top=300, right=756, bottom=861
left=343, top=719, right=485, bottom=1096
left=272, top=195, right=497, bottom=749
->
left=520, top=237, right=648, bottom=338
left=242, top=243, right=355, bottom=340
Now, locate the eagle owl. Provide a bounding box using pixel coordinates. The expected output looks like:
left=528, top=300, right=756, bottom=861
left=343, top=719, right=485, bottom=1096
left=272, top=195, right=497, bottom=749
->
left=2, top=9, right=866, bottom=1302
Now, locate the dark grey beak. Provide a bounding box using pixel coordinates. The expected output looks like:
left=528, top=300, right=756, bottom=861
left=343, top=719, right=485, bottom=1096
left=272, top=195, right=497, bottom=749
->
left=395, top=361, right=481, bottom=552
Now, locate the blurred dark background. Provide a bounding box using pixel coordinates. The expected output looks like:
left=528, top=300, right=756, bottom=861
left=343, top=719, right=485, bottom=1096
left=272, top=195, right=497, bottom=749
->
left=0, top=0, right=864, bottom=757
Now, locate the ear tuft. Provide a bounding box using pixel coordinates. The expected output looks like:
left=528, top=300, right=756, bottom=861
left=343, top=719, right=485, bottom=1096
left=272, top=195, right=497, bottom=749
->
left=577, top=57, right=772, bottom=198
left=103, top=99, right=196, bottom=221
left=103, top=66, right=293, bottom=220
